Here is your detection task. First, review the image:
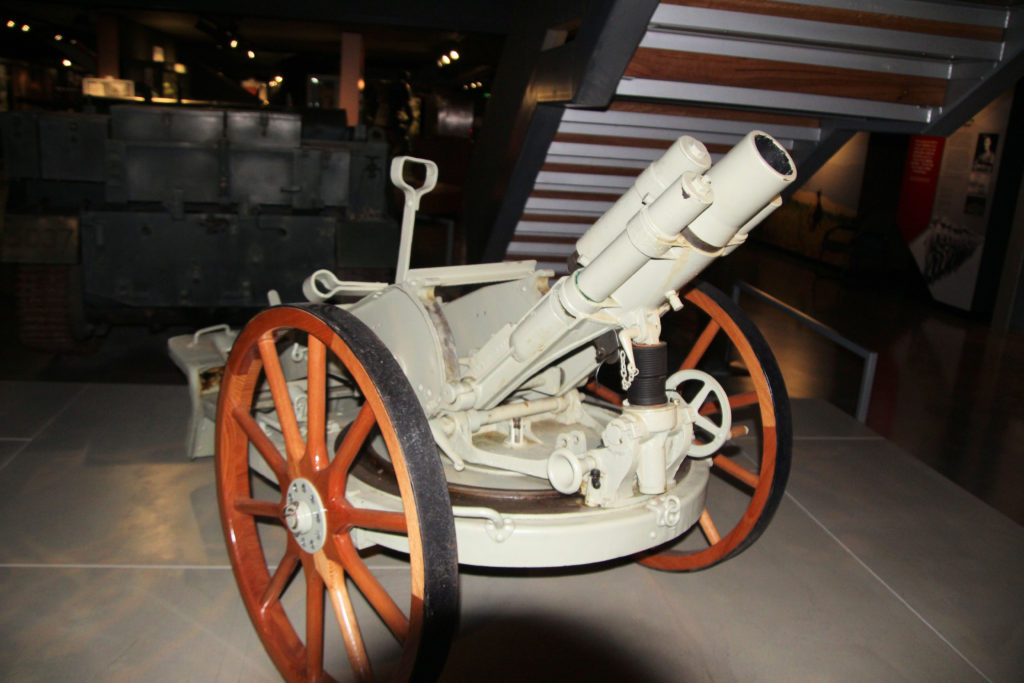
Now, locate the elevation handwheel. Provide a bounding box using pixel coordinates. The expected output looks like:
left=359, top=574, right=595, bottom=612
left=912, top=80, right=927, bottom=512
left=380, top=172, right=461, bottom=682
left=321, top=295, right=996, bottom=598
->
left=641, top=281, right=792, bottom=571
left=587, top=281, right=791, bottom=572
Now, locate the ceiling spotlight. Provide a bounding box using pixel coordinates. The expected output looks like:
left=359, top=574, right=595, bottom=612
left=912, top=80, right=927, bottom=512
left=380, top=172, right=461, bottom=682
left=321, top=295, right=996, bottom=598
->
left=5, top=20, right=14, bottom=29
left=437, top=58, right=443, bottom=67
left=21, top=23, right=30, bottom=32
left=246, top=49, right=255, bottom=59
left=441, top=54, right=450, bottom=65
left=229, top=39, right=238, bottom=49
left=274, top=75, right=283, bottom=83
left=61, top=58, right=71, bottom=67
left=54, top=33, right=62, bottom=41
left=449, top=50, right=459, bottom=61
left=357, top=78, right=365, bottom=91
left=311, top=76, right=320, bottom=85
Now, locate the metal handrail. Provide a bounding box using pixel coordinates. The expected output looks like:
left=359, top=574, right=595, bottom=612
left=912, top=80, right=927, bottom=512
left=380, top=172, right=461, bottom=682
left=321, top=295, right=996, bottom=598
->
left=732, top=281, right=877, bottom=423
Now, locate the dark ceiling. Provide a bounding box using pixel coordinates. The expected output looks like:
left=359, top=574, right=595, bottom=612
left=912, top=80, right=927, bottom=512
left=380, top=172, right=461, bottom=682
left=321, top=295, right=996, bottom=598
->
left=1, top=0, right=514, bottom=83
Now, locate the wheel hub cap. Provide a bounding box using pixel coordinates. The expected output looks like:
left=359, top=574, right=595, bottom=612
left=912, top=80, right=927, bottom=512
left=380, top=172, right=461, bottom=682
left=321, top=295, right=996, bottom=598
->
left=283, top=478, right=327, bottom=553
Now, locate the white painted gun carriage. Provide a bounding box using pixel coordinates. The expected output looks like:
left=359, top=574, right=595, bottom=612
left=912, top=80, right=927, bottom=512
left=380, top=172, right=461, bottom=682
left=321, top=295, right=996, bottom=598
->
left=170, top=129, right=796, bottom=681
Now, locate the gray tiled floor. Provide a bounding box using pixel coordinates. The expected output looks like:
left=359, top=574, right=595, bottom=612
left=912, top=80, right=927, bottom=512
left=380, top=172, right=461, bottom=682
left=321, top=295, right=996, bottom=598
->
left=0, top=381, right=1021, bottom=682
left=707, top=245, right=1024, bottom=527
left=0, top=381, right=87, bottom=440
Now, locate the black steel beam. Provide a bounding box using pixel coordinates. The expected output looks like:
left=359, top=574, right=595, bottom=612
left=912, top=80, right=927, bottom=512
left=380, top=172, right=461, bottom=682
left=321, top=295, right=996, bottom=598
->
left=17, top=0, right=516, bottom=35
left=466, top=0, right=658, bottom=263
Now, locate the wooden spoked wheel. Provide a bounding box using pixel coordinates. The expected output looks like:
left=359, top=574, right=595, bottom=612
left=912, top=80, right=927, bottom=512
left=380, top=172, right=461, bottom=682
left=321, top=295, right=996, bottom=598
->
left=642, top=281, right=791, bottom=571
left=216, top=304, right=458, bottom=682
left=590, top=281, right=791, bottom=572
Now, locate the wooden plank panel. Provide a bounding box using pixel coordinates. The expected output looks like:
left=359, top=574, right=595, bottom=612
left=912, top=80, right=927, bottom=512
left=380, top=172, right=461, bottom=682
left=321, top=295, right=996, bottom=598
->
left=510, top=234, right=580, bottom=244
left=503, top=256, right=571, bottom=263
left=521, top=213, right=598, bottom=224
left=624, top=48, right=946, bottom=106
left=542, top=162, right=639, bottom=177
left=531, top=189, right=622, bottom=202
left=505, top=252, right=573, bottom=263
left=609, top=99, right=820, bottom=128
left=555, top=132, right=731, bottom=154
left=662, top=0, right=1004, bottom=42
left=555, top=132, right=668, bottom=149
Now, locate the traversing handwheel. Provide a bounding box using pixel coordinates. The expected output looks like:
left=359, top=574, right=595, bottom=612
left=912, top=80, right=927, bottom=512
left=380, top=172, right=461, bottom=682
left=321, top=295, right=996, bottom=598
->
left=591, top=281, right=791, bottom=572
left=644, top=281, right=791, bottom=571
left=216, top=304, right=459, bottom=681
left=667, top=368, right=732, bottom=458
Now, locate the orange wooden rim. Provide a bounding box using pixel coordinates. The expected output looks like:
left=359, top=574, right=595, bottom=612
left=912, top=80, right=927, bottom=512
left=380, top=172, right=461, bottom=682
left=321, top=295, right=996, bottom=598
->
left=216, top=307, right=427, bottom=682
left=637, top=286, right=781, bottom=571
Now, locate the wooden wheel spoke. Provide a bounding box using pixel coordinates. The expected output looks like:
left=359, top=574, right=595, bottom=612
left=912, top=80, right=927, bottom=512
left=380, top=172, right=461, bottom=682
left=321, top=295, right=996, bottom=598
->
left=728, top=391, right=759, bottom=410
left=698, top=400, right=720, bottom=416
left=698, top=392, right=760, bottom=418
left=638, top=284, right=791, bottom=572
left=218, top=305, right=459, bottom=680
left=328, top=403, right=377, bottom=500
left=345, top=507, right=409, bottom=534
left=259, top=549, right=300, bottom=613
left=729, top=425, right=750, bottom=439
left=258, top=333, right=305, bottom=463
left=306, top=336, right=328, bottom=470
left=698, top=509, right=721, bottom=545
left=231, top=406, right=288, bottom=483
left=315, top=552, right=373, bottom=682
left=305, top=565, right=325, bottom=680
left=335, top=534, right=410, bottom=642
left=712, top=454, right=761, bottom=489
left=233, top=497, right=281, bottom=519
left=585, top=380, right=623, bottom=406
left=680, top=319, right=721, bottom=371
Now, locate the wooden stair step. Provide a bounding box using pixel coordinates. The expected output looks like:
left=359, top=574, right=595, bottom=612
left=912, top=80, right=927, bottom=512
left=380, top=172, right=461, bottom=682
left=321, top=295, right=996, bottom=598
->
left=661, top=0, right=1004, bottom=43
left=625, top=48, right=947, bottom=106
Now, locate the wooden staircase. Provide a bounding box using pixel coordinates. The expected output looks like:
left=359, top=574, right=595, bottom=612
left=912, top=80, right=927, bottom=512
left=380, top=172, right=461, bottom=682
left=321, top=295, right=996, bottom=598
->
left=492, top=0, right=1024, bottom=272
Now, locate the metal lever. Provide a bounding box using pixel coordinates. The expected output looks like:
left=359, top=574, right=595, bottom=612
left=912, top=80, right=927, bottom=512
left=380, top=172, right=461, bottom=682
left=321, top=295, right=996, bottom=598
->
left=390, top=156, right=438, bottom=284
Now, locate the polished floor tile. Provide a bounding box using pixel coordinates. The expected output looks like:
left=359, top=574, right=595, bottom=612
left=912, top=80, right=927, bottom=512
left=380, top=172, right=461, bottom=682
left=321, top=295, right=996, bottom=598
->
left=445, top=491, right=984, bottom=681
left=787, top=438, right=1024, bottom=682
left=21, top=383, right=192, bottom=464
left=706, top=244, right=1024, bottom=525
left=787, top=395, right=880, bottom=440
left=0, top=383, right=1021, bottom=681
left=0, top=566, right=278, bottom=682
left=0, top=383, right=224, bottom=566
left=0, top=381, right=86, bottom=440
left=0, top=439, right=27, bottom=472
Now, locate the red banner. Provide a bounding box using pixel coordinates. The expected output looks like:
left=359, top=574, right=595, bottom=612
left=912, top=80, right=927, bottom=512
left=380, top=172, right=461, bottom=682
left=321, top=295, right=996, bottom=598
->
left=896, top=135, right=945, bottom=244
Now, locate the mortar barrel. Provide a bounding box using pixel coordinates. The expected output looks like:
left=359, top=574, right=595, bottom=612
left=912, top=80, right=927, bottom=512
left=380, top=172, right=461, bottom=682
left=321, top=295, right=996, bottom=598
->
left=608, top=132, right=795, bottom=311
left=685, top=131, right=795, bottom=249
left=574, top=172, right=713, bottom=305
left=574, top=136, right=710, bottom=266
left=722, top=195, right=783, bottom=256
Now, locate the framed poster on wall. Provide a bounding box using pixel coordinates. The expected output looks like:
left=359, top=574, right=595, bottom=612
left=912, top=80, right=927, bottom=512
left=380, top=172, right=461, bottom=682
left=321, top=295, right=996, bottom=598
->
left=903, top=90, right=1014, bottom=310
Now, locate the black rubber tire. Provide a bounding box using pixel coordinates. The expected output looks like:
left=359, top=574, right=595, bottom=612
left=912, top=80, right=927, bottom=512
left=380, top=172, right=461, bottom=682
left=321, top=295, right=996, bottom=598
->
left=216, top=303, right=459, bottom=681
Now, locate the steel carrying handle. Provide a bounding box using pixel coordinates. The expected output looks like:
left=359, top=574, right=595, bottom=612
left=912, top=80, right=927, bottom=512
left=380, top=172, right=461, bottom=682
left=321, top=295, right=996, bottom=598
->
left=390, top=156, right=438, bottom=284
